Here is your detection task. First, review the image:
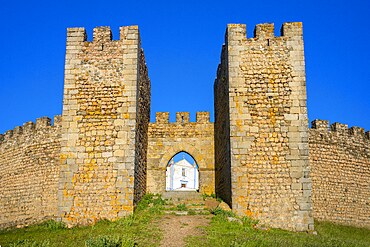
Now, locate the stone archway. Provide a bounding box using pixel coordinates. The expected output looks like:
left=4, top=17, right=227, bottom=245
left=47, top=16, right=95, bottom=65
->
left=158, top=143, right=206, bottom=170
left=165, top=151, right=199, bottom=191
left=159, top=144, right=205, bottom=193
left=147, top=142, right=214, bottom=194
left=147, top=114, right=215, bottom=195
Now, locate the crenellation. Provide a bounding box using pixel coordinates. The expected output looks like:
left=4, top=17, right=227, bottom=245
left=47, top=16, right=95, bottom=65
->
left=4, top=130, right=13, bottom=140
left=254, top=23, right=274, bottom=39
left=176, top=112, right=190, bottom=124
left=310, top=120, right=369, bottom=140
left=13, top=126, right=23, bottom=136
left=153, top=112, right=212, bottom=124
left=226, top=23, right=247, bottom=43
left=196, top=111, right=210, bottom=123
left=349, top=126, right=365, bottom=137
left=36, top=117, right=51, bottom=129
left=23, top=121, right=35, bottom=133
left=155, top=112, right=169, bottom=124
left=281, top=22, right=303, bottom=38
left=66, top=27, right=87, bottom=42
left=93, top=26, right=112, bottom=42
left=0, top=116, right=62, bottom=144
left=120, top=25, right=139, bottom=41
left=53, top=115, right=62, bottom=127
left=311, top=119, right=329, bottom=130
left=330, top=122, right=348, bottom=133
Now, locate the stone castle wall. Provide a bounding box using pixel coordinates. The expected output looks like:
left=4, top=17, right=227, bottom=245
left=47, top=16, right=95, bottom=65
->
left=0, top=117, right=61, bottom=229
left=0, top=23, right=369, bottom=231
left=147, top=112, right=215, bottom=194
left=133, top=48, right=151, bottom=205
left=214, top=44, right=232, bottom=205
left=309, top=120, right=370, bottom=228
left=214, top=23, right=313, bottom=231
left=58, top=26, right=150, bottom=226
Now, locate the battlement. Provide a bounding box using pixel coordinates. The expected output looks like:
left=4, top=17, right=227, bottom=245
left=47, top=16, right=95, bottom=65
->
left=0, top=115, right=62, bottom=145
left=153, top=112, right=211, bottom=124
left=93, top=26, right=112, bottom=42
left=310, top=119, right=370, bottom=140
left=227, top=22, right=303, bottom=41
left=66, top=25, right=139, bottom=44
left=176, top=112, right=190, bottom=123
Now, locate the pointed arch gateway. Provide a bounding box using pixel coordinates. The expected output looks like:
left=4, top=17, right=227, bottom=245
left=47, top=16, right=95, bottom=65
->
left=165, top=151, right=199, bottom=191
left=146, top=115, right=215, bottom=195
left=152, top=142, right=211, bottom=193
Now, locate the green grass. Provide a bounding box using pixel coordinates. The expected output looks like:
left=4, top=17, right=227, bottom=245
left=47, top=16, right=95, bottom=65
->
left=0, top=194, right=164, bottom=247
left=1, top=196, right=369, bottom=247
left=186, top=209, right=370, bottom=247
left=176, top=203, right=188, bottom=211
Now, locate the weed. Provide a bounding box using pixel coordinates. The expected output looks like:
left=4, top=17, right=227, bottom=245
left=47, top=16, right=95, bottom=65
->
left=241, top=216, right=259, bottom=227
left=115, top=215, right=136, bottom=228
left=202, top=193, right=222, bottom=202
left=210, top=207, right=235, bottom=217
left=8, top=239, right=50, bottom=247
left=176, top=203, right=187, bottom=211
left=188, top=209, right=197, bottom=215
left=39, top=220, right=66, bottom=230
left=202, top=193, right=217, bottom=200
left=85, top=235, right=125, bottom=247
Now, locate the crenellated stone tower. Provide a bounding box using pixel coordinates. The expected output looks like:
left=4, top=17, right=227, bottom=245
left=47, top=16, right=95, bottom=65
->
left=58, top=26, right=150, bottom=226
left=214, top=23, right=313, bottom=231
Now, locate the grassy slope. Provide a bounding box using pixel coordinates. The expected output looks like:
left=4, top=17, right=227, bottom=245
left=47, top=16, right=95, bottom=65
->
left=0, top=195, right=369, bottom=247
left=0, top=194, right=164, bottom=247
left=186, top=210, right=370, bottom=247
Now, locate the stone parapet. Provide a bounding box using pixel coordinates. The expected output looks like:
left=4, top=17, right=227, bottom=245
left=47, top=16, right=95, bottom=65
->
left=311, top=119, right=369, bottom=140
left=309, top=120, right=370, bottom=228
left=154, top=112, right=211, bottom=124
left=0, top=116, right=61, bottom=146
left=0, top=116, right=62, bottom=229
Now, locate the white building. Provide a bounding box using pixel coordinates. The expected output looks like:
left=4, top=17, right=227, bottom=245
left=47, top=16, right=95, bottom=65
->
left=166, top=158, right=199, bottom=191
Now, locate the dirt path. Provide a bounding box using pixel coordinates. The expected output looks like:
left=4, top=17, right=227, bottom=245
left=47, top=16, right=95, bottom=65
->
left=159, top=215, right=211, bottom=247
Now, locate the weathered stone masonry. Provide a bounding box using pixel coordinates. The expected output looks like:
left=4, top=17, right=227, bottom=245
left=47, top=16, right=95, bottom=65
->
left=310, top=120, right=370, bottom=228
left=0, top=116, right=61, bottom=229
left=147, top=112, right=215, bottom=195
left=58, top=26, right=150, bottom=226
left=215, top=23, right=313, bottom=231
left=0, top=22, right=369, bottom=230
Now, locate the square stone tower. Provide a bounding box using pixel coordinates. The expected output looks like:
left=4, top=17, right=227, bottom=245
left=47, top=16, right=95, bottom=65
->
left=58, top=26, right=150, bottom=226
left=214, top=23, right=313, bottom=231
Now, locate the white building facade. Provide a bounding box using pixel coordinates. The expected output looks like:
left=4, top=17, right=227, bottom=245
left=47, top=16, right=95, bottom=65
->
left=166, top=158, right=199, bottom=191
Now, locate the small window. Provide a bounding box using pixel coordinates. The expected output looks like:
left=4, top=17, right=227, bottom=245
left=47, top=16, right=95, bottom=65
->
left=182, top=168, right=186, bottom=177
left=181, top=183, right=186, bottom=188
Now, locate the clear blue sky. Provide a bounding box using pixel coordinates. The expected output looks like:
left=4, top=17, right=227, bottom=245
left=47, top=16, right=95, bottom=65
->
left=0, top=0, right=369, bottom=134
